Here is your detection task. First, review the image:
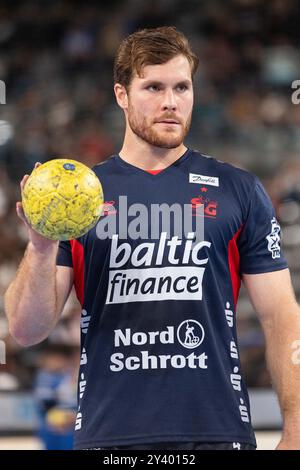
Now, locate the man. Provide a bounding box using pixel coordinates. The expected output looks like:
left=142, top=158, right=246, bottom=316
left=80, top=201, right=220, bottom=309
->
left=5, top=26, right=300, bottom=450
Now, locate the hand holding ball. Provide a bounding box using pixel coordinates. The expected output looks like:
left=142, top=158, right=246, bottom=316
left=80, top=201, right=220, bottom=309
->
left=22, top=159, right=103, bottom=240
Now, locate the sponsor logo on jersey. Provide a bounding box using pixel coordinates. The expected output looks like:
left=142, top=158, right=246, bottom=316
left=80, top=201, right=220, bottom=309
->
left=110, top=320, right=208, bottom=372
left=177, top=320, right=205, bottom=349
left=266, top=217, right=281, bottom=259
left=189, top=173, right=219, bottom=187
left=105, top=232, right=211, bottom=304
left=190, top=194, right=218, bottom=218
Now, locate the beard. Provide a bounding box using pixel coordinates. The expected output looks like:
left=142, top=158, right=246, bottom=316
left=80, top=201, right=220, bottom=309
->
left=127, top=102, right=192, bottom=149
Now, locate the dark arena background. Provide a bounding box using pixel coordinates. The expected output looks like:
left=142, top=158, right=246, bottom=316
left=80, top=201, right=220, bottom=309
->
left=0, top=0, right=300, bottom=450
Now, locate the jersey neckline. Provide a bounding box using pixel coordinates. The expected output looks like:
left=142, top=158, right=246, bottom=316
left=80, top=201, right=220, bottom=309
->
left=114, top=147, right=193, bottom=178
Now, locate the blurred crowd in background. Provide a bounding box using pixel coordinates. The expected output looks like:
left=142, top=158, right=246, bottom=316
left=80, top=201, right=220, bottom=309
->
left=1, top=0, right=300, bottom=443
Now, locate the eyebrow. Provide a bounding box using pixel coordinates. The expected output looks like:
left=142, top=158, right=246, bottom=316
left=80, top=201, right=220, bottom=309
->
left=142, top=79, right=192, bottom=87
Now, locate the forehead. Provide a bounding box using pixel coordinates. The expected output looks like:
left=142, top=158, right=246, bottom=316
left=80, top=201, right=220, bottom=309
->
left=133, top=55, right=192, bottom=84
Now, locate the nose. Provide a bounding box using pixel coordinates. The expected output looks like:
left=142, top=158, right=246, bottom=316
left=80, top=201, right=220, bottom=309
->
left=161, top=88, right=177, bottom=111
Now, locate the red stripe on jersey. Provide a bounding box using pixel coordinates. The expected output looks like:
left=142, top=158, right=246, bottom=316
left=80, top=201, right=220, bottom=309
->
left=146, top=169, right=163, bottom=175
left=228, top=227, right=243, bottom=309
left=70, top=240, right=84, bottom=306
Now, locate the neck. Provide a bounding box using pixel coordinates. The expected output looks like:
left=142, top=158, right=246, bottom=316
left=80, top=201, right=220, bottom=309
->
left=119, top=131, right=187, bottom=171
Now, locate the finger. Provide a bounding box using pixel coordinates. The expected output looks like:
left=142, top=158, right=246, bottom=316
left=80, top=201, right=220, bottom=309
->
left=16, top=201, right=25, bottom=221
left=20, top=163, right=41, bottom=192
left=16, top=202, right=30, bottom=228
left=20, top=174, right=29, bottom=193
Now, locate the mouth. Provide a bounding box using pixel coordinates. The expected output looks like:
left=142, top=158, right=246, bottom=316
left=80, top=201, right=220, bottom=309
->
left=156, top=120, right=180, bottom=125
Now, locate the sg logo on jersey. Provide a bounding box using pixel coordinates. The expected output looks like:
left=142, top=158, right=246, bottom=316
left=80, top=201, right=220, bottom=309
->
left=191, top=192, right=218, bottom=218
left=101, top=200, right=117, bottom=217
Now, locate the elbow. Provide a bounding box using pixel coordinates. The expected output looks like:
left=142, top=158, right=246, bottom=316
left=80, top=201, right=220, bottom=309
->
left=8, top=322, right=44, bottom=347
left=4, top=293, right=35, bottom=347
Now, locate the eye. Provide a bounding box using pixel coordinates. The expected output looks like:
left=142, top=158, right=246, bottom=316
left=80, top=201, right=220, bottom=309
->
left=147, top=85, right=161, bottom=92
left=177, top=84, right=188, bottom=92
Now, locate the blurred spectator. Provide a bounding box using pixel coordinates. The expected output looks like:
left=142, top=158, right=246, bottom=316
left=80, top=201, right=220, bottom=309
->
left=33, top=345, right=78, bottom=450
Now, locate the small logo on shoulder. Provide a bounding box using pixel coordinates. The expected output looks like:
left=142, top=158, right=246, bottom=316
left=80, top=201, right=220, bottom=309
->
left=266, top=217, right=281, bottom=259
left=189, top=173, right=219, bottom=187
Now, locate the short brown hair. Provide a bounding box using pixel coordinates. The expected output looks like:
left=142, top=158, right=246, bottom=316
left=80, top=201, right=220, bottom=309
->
left=114, top=26, right=199, bottom=89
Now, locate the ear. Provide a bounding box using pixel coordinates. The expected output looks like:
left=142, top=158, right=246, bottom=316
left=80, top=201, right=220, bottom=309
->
left=114, top=83, right=128, bottom=110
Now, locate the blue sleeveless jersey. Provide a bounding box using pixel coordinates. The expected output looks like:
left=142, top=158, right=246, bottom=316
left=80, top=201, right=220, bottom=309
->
left=57, top=149, right=287, bottom=449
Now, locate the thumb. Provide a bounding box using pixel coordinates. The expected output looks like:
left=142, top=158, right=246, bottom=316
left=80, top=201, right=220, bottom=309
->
left=16, top=201, right=31, bottom=229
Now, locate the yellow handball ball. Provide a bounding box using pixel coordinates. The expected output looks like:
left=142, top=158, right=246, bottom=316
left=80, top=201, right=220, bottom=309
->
left=22, top=159, right=104, bottom=240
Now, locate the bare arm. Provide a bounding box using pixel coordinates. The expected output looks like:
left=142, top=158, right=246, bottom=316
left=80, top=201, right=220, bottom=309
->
left=5, top=244, right=73, bottom=346
left=4, top=165, right=74, bottom=346
left=243, top=269, right=300, bottom=449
